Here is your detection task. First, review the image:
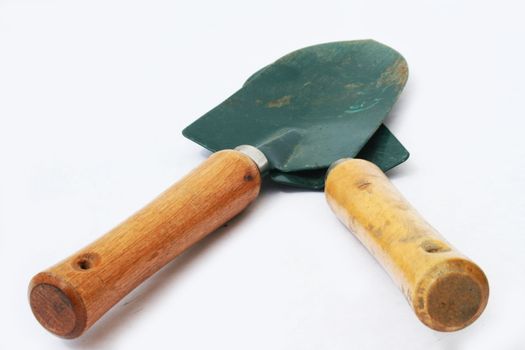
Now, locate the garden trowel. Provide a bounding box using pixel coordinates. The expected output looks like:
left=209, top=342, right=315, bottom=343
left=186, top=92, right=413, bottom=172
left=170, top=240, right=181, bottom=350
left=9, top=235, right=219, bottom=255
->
left=29, top=40, right=487, bottom=339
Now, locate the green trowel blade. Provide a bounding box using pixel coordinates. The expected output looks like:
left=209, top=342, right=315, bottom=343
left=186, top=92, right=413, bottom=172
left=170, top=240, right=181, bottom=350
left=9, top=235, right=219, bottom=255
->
left=243, top=57, right=409, bottom=190
left=183, top=40, right=408, bottom=183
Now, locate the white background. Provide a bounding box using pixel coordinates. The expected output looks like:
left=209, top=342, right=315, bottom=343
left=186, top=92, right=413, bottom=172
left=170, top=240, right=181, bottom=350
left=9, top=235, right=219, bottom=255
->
left=1, top=1, right=524, bottom=349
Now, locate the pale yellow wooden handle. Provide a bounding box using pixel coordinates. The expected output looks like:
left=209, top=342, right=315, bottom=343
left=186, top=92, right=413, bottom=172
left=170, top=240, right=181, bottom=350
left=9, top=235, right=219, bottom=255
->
left=29, top=150, right=261, bottom=338
left=325, top=159, right=489, bottom=331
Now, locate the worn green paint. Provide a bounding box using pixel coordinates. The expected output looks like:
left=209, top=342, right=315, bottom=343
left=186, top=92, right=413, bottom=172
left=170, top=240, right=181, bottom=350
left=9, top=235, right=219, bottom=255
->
left=183, top=40, right=409, bottom=189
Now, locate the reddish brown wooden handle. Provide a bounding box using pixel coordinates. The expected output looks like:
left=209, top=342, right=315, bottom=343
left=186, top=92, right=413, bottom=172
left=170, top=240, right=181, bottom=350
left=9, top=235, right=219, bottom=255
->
left=29, top=150, right=261, bottom=338
left=325, top=159, right=489, bottom=331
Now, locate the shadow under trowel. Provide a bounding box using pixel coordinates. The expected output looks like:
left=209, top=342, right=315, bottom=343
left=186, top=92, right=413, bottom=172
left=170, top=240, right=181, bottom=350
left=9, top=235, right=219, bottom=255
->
left=385, top=160, right=413, bottom=180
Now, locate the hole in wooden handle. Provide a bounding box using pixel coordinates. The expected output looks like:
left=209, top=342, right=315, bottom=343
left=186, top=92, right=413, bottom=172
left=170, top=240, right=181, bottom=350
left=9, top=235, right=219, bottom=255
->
left=421, top=240, right=451, bottom=254
left=72, top=253, right=100, bottom=271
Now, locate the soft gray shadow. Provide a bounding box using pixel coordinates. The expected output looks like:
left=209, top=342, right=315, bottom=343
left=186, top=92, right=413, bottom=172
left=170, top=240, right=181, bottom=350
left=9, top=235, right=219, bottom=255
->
left=66, top=195, right=263, bottom=349
left=385, top=160, right=413, bottom=180
left=198, top=148, right=213, bottom=158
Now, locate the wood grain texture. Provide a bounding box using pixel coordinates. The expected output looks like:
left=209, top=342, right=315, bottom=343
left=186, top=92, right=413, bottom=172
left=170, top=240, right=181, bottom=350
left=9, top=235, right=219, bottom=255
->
left=29, top=150, right=261, bottom=338
left=325, top=159, right=489, bottom=331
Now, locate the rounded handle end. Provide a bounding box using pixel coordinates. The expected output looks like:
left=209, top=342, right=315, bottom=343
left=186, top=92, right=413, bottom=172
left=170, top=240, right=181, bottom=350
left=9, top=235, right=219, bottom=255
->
left=29, top=273, right=87, bottom=338
left=414, top=259, right=489, bottom=332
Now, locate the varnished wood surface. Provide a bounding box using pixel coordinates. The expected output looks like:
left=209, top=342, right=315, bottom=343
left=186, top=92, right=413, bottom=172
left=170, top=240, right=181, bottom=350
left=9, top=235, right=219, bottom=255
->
left=29, top=150, right=261, bottom=338
left=325, top=159, right=489, bottom=331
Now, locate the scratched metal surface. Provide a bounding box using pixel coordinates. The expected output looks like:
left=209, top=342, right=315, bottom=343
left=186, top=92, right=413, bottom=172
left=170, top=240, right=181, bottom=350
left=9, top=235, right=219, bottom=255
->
left=183, top=40, right=408, bottom=187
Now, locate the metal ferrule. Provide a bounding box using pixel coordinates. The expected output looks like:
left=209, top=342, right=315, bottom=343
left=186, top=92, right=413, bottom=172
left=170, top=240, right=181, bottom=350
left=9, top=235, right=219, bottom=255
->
left=234, top=145, right=270, bottom=176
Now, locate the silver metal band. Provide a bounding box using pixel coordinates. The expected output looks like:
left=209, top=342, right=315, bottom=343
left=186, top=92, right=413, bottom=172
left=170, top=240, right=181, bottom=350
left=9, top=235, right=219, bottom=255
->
left=234, top=145, right=270, bottom=175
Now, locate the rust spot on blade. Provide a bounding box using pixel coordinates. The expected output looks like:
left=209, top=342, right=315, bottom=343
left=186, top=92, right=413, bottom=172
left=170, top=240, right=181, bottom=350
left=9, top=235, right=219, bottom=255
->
left=377, top=58, right=408, bottom=87
left=267, top=95, right=292, bottom=108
